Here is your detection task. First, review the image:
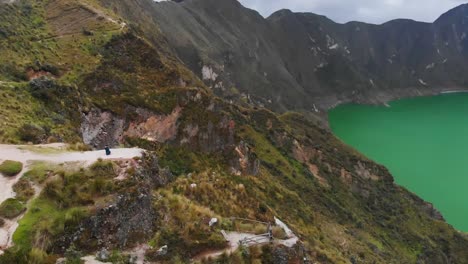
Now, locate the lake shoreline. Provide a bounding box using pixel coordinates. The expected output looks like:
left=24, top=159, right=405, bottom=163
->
left=329, top=92, right=468, bottom=232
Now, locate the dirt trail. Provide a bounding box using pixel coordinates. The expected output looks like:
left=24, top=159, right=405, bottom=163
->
left=193, top=218, right=299, bottom=261
left=192, top=232, right=271, bottom=261
left=0, top=144, right=143, bottom=165
left=81, top=256, right=111, bottom=264
left=0, top=144, right=144, bottom=254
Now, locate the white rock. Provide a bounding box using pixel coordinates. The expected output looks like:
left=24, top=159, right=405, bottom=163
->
left=426, top=63, right=435, bottom=70
left=209, top=218, right=218, bottom=227
left=329, top=43, right=339, bottom=50
left=156, top=245, right=168, bottom=256
left=313, top=104, right=319, bottom=113
left=274, top=217, right=295, bottom=238
left=202, top=66, right=218, bottom=81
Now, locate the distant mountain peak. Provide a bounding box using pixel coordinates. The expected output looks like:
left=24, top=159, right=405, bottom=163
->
left=435, top=3, right=468, bottom=24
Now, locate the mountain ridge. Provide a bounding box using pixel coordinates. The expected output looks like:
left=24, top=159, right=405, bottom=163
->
left=0, top=0, right=468, bottom=263
left=266, top=3, right=468, bottom=25
left=105, top=0, right=468, bottom=114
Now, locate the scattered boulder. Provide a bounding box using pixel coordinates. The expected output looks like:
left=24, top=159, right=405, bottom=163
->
left=156, top=245, right=168, bottom=256
left=209, top=218, right=218, bottom=227
left=272, top=246, right=290, bottom=264
left=55, top=258, right=66, bottom=264
left=96, top=248, right=110, bottom=261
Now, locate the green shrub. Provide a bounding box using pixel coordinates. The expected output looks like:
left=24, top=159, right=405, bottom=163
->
left=272, top=226, right=287, bottom=239
left=64, top=245, right=83, bottom=264
left=67, top=142, right=92, bottom=151
left=0, top=198, right=26, bottom=219
left=0, top=63, right=28, bottom=81
left=0, top=247, right=30, bottom=263
left=39, top=63, right=60, bottom=76
left=64, top=208, right=88, bottom=227
left=28, top=76, right=57, bottom=100
left=28, top=248, right=48, bottom=264
left=13, top=178, right=35, bottom=202
left=158, top=146, right=195, bottom=176
left=17, top=124, right=47, bottom=144
left=43, top=179, right=62, bottom=200
left=23, top=162, right=52, bottom=183
left=107, top=250, right=131, bottom=263
left=89, top=178, right=107, bottom=195
left=0, top=160, right=23, bottom=177
left=89, top=159, right=116, bottom=178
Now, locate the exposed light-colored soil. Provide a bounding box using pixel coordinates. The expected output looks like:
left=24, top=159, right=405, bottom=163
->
left=81, top=256, right=112, bottom=264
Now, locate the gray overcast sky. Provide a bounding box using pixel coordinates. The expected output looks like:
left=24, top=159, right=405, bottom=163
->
left=237, top=0, right=468, bottom=24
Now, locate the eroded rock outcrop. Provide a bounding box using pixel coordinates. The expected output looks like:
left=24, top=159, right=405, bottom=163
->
left=55, top=187, right=155, bottom=252
left=81, top=108, right=125, bottom=148
left=231, top=141, right=260, bottom=176
left=54, top=155, right=173, bottom=253
left=124, top=106, right=182, bottom=143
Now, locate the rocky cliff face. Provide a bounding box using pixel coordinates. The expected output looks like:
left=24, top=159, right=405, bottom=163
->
left=100, top=0, right=468, bottom=112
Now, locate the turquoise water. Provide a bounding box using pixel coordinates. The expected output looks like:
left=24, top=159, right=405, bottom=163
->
left=329, top=93, right=468, bottom=231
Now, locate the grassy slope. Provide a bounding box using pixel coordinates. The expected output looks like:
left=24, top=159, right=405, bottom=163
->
left=122, top=91, right=468, bottom=263
left=0, top=0, right=122, bottom=143
left=3, top=160, right=116, bottom=263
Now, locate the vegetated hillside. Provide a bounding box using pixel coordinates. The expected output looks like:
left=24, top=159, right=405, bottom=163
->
left=0, top=0, right=468, bottom=263
left=99, top=0, right=468, bottom=112
left=0, top=0, right=124, bottom=143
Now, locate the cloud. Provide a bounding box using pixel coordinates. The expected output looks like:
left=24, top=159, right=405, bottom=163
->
left=238, top=0, right=467, bottom=24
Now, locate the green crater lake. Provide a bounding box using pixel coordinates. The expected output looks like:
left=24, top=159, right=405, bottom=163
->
left=329, top=93, right=468, bottom=231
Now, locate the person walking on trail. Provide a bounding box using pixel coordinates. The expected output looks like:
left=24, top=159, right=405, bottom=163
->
left=105, top=145, right=111, bottom=156
left=267, top=223, right=273, bottom=242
